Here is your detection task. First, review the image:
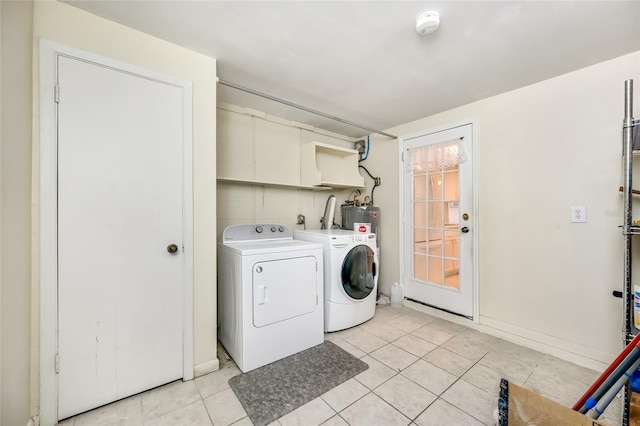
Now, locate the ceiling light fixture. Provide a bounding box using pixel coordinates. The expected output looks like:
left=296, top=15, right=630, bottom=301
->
left=416, top=11, right=440, bottom=35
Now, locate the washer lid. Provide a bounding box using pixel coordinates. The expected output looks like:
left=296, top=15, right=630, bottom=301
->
left=220, top=239, right=322, bottom=256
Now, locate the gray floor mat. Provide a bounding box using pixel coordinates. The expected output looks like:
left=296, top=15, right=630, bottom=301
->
left=228, top=341, right=368, bottom=426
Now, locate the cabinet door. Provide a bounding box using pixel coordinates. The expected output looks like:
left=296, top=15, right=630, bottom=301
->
left=217, top=109, right=254, bottom=180
left=254, top=118, right=300, bottom=185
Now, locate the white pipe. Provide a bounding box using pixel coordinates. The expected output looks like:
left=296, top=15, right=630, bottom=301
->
left=321, top=195, right=336, bottom=230
left=327, top=197, right=336, bottom=229
left=217, top=78, right=397, bottom=139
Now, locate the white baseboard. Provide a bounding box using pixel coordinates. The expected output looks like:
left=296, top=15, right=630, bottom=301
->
left=194, top=358, right=220, bottom=378
left=404, top=300, right=613, bottom=372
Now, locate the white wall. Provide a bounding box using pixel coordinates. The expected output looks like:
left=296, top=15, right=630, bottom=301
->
left=30, top=0, right=218, bottom=420
left=1, top=2, right=34, bottom=425
left=217, top=183, right=352, bottom=234
left=369, top=51, right=640, bottom=367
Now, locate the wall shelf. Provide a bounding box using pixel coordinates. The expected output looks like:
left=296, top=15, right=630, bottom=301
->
left=300, top=142, right=365, bottom=188
left=216, top=177, right=333, bottom=191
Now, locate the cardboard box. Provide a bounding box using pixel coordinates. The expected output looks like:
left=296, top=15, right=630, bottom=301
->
left=631, top=391, right=640, bottom=425
left=498, top=379, right=612, bottom=425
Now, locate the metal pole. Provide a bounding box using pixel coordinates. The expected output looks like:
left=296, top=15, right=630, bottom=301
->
left=579, top=345, right=640, bottom=414
left=622, top=79, right=635, bottom=426
left=622, top=80, right=633, bottom=336
left=589, top=357, right=640, bottom=419
left=217, top=78, right=398, bottom=139
left=623, top=79, right=634, bottom=339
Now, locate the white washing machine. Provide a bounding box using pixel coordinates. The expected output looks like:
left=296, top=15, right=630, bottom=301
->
left=217, top=224, right=324, bottom=372
left=293, top=229, right=378, bottom=332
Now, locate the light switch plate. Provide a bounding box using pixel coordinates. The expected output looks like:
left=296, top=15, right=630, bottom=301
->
left=570, top=206, right=587, bottom=223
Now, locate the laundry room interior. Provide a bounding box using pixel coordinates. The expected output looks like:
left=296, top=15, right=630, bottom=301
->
left=2, top=1, right=640, bottom=426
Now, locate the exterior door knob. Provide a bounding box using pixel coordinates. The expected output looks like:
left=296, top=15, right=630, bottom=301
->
left=460, top=227, right=469, bottom=233
left=167, top=243, right=179, bottom=254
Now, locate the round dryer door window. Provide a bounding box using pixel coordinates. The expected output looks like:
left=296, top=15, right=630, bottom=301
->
left=341, top=245, right=376, bottom=300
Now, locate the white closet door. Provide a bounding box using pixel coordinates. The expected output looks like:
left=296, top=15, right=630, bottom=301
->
left=57, top=55, right=184, bottom=419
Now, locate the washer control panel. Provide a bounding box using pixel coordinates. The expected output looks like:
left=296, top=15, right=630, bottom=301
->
left=330, top=232, right=376, bottom=245
left=349, top=234, right=366, bottom=243
left=222, top=224, right=291, bottom=242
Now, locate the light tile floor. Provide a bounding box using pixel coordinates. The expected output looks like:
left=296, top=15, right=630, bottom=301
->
left=59, top=304, right=622, bottom=426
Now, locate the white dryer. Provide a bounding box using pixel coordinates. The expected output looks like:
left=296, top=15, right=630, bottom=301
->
left=217, top=224, right=324, bottom=372
left=293, top=229, right=378, bottom=332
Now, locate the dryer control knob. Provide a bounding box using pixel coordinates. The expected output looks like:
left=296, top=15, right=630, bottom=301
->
left=255, top=226, right=263, bottom=233
left=271, top=226, right=276, bottom=232
left=278, top=226, right=284, bottom=232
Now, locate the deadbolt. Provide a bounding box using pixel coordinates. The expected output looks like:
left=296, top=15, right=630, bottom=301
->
left=167, top=244, right=179, bottom=254
left=462, top=213, right=469, bottom=221
left=461, top=227, right=469, bottom=233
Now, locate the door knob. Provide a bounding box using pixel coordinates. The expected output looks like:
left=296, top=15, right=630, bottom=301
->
left=167, top=244, right=179, bottom=254
left=460, top=227, right=469, bottom=233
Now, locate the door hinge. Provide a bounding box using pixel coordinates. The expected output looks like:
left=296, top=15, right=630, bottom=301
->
left=55, top=353, right=60, bottom=373
left=54, top=85, right=60, bottom=103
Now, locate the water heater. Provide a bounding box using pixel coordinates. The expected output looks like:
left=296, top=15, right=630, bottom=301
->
left=341, top=204, right=381, bottom=246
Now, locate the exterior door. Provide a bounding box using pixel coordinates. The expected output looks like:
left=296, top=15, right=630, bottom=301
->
left=402, top=124, right=474, bottom=317
left=57, top=55, right=185, bottom=419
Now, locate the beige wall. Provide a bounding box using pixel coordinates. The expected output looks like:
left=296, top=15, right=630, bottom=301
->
left=370, top=51, right=640, bottom=367
left=28, top=1, right=218, bottom=422
left=1, top=1, right=34, bottom=425
left=2, top=1, right=636, bottom=421
left=217, top=182, right=355, bottom=236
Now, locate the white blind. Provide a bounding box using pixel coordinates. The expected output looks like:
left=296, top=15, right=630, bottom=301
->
left=407, top=138, right=467, bottom=172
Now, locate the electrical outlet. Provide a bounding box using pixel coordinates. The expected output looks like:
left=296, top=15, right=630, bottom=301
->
left=570, top=206, right=587, bottom=223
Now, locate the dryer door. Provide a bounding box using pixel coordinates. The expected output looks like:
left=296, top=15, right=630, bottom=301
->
left=341, top=245, right=377, bottom=300
left=253, top=256, right=318, bottom=327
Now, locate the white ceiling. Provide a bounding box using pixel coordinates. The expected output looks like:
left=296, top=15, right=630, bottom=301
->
left=67, top=1, right=640, bottom=138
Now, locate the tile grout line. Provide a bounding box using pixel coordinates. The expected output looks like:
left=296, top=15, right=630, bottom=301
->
left=351, top=320, right=480, bottom=425
left=403, top=334, right=487, bottom=425
left=68, top=306, right=600, bottom=426
left=378, top=315, right=506, bottom=425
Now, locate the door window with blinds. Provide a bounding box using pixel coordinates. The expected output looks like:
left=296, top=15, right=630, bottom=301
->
left=408, top=138, right=465, bottom=289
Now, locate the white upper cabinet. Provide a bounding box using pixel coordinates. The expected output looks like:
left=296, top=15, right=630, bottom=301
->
left=216, top=104, right=364, bottom=189
left=217, top=108, right=254, bottom=181
left=254, top=117, right=300, bottom=185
